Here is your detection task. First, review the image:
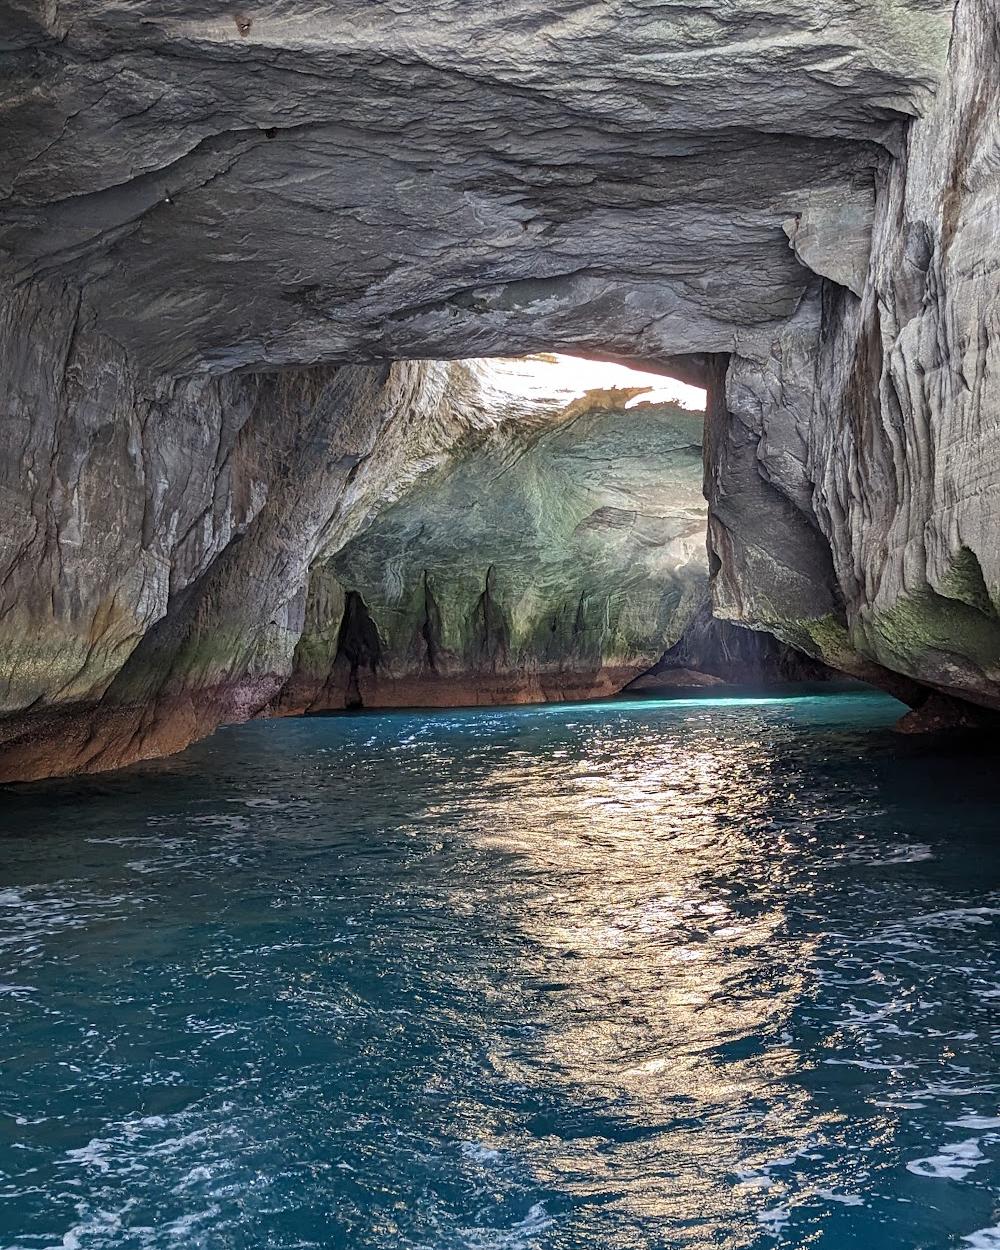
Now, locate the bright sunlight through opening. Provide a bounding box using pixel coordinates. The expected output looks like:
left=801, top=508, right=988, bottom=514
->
left=521, top=353, right=706, bottom=410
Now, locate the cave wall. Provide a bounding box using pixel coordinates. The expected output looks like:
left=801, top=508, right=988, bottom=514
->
left=281, top=390, right=711, bottom=711
left=278, top=379, right=831, bottom=714
left=2, top=0, right=999, bottom=777
left=0, top=318, right=547, bottom=778
left=707, top=0, right=1000, bottom=716
left=628, top=601, right=833, bottom=694
left=819, top=0, right=1000, bottom=708
left=0, top=0, right=952, bottom=374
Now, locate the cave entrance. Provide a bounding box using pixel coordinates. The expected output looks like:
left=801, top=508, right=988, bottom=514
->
left=493, top=354, right=707, bottom=412
left=285, top=353, right=830, bottom=716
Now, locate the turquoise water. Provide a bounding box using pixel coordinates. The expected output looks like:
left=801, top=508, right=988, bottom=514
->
left=2, top=692, right=1000, bottom=1249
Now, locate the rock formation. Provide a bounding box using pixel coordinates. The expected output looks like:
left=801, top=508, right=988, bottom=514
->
left=0, top=0, right=996, bottom=778
left=627, top=601, right=832, bottom=695
left=706, top=0, right=1000, bottom=715
left=282, top=372, right=707, bottom=711
left=278, top=364, right=829, bottom=713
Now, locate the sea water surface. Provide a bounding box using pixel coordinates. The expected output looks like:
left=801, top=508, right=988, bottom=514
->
left=2, top=691, right=1000, bottom=1249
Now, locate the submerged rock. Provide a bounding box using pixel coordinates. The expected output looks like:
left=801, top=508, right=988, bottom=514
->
left=896, top=694, right=1000, bottom=736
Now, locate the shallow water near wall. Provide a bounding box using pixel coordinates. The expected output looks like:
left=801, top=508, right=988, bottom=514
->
left=2, top=692, right=1000, bottom=1249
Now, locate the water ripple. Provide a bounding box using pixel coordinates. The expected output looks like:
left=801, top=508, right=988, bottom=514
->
left=2, top=692, right=1000, bottom=1247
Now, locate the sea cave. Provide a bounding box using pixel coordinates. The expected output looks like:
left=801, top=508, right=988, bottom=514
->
left=2, top=1, right=1000, bottom=1246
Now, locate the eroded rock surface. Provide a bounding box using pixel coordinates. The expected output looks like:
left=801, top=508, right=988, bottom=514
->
left=707, top=0, right=1000, bottom=715
left=1, top=0, right=951, bottom=373
left=281, top=379, right=710, bottom=711
left=0, top=333, right=559, bottom=778
left=2, top=0, right=998, bottom=779
left=627, top=601, right=833, bottom=694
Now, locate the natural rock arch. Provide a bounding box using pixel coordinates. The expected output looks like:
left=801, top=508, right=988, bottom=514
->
left=0, top=0, right=998, bottom=778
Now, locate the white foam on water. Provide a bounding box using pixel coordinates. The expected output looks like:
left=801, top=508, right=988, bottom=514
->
left=87, top=836, right=164, bottom=846
left=161, top=1203, right=222, bottom=1238
left=964, top=1226, right=1000, bottom=1247
left=907, top=908, right=1000, bottom=929
left=735, top=1142, right=820, bottom=1196
left=735, top=1175, right=773, bottom=1190
left=756, top=1206, right=791, bottom=1237
left=815, top=1189, right=865, bottom=1207
left=874, top=844, right=934, bottom=864
left=59, top=1200, right=139, bottom=1248
left=125, top=859, right=164, bottom=875
left=845, top=843, right=934, bottom=866
left=906, top=1139, right=986, bottom=1180
left=906, top=1082, right=999, bottom=1101
left=839, top=997, right=909, bottom=1023
left=56, top=1200, right=223, bottom=1250
left=461, top=1141, right=503, bottom=1164
left=824, top=1058, right=916, bottom=1072
left=188, top=814, right=250, bottom=832
left=174, top=1162, right=215, bottom=1189
left=63, top=1139, right=118, bottom=1174
left=60, top=1113, right=208, bottom=1179
left=455, top=1201, right=553, bottom=1249
left=948, top=1116, right=1000, bottom=1129
left=0, top=885, right=140, bottom=958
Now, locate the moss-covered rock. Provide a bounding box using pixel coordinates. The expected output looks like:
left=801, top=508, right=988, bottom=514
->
left=283, top=392, right=711, bottom=709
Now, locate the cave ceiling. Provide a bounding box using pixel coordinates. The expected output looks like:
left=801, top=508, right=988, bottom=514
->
left=1, top=0, right=955, bottom=375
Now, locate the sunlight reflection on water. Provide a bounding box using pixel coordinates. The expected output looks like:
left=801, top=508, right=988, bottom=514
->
left=2, top=692, right=1000, bottom=1249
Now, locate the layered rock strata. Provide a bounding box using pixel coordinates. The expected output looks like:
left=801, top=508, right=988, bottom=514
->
left=0, top=335, right=576, bottom=778
left=707, top=0, right=1000, bottom=720
left=1, top=0, right=998, bottom=778
left=278, top=377, right=830, bottom=713
left=281, top=387, right=710, bottom=711
left=1, top=0, right=951, bottom=373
